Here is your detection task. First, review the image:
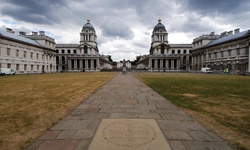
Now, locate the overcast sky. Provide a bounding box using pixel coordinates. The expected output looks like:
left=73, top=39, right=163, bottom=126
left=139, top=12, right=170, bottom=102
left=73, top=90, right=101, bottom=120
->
left=0, top=0, right=249, bottom=61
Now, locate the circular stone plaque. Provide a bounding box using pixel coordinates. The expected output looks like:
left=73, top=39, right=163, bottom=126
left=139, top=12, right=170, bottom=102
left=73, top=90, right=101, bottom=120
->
left=102, top=120, right=157, bottom=148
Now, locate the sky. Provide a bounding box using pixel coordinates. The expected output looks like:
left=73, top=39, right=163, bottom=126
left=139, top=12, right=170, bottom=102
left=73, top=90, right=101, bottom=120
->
left=0, top=0, right=249, bottom=61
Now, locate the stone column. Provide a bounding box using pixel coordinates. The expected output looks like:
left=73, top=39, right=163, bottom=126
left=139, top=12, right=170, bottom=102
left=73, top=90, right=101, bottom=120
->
left=171, top=59, right=174, bottom=69
left=74, top=60, right=77, bottom=70
left=148, top=58, right=152, bottom=70
left=165, top=59, right=168, bottom=70
left=248, top=45, right=250, bottom=72
left=85, top=59, right=88, bottom=69
left=91, top=59, right=94, bottom=70
left=154, top=59, right=158, bottom=70
left=97, top=59, right=100, bottom=70
left=160, top=59, right=163, bottom=69
left=177, top=59, right=180, bottom=70
left=68, top=59, right=71, bottom=71
left=80, top=59, right=83, bottom=70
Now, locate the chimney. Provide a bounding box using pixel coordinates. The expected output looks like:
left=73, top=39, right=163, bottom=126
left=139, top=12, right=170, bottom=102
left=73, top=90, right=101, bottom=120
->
left=39, top=31, right=45, bottom=35
left=221, top=31, right=227, bottom=37
left=32, top=31, right=38, bottom=35
left=234, top=28, right=240, bottom=34
left=228, top=30, right=233, bottom=36
left=209, top=31, right=215, bottom=36
left=19, top=31, right=26, bottom=36
left=6, top=28, right=14, bottom=33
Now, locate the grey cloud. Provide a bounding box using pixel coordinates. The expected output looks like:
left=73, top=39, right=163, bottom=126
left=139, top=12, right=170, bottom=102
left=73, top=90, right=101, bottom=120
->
left=187, top=0, right=249, bottom=15
left=0, top=0, right=66, bottom=24
left=100, top=19, right=134, bottom=39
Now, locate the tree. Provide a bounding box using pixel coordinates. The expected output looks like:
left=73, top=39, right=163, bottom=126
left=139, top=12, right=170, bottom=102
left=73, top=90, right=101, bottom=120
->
left=131, top=55, right=142, bottom=65
left=107, top=55, right=113, bottom=62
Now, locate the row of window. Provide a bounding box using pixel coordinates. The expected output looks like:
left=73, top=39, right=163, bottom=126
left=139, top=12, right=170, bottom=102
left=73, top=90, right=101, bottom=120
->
left=3, top=63, right=40, bottom=71
left=56, top=49, right=77, bottom=54
left=3, top=48, right=43, bottom=59
left=57, top=46, right=89, bottom=54
left=207, top=48, right=244, bottom=59
left=156, top=48, right=188, bottom=54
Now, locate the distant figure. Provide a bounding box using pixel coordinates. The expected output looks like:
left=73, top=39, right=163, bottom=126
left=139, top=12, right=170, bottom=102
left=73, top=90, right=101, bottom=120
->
left=122, top=59, right=127, bottom=74
left=224, top=68, right=229, bottom=75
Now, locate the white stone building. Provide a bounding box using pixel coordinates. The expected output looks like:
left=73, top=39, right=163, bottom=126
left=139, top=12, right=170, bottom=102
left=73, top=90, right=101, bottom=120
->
left=56, top=19, right=112, bottom=72
left=0, top=28, right=56, bottom=74
left=191, top=29, right=250, bottom=73
left=136, top=18, right=192, bottom=71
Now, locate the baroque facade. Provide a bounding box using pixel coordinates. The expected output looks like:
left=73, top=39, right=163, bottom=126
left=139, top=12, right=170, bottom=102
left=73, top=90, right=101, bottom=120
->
left=56, top=19, right=112, bottom=72
left=136, top=18, right=192, bottom=71
left=191, top=29, right=250, bottom=73
left=0, top=28, right=56, bottom=74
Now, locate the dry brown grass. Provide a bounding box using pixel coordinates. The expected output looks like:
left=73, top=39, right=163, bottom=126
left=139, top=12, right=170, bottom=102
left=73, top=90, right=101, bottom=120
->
left=0, top=72, right=117, bottom=150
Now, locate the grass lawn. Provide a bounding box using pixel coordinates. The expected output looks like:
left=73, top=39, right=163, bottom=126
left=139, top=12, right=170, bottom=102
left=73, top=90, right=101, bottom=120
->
left=0, top=72, right=117, bottom=150
left=136, top=73, right=250, bottom=150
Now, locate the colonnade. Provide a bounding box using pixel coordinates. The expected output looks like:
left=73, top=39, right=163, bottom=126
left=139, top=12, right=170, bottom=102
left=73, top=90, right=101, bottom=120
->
left=68, top=58, right=99, bottom=71
left=149, top=58, right=180, bottom=70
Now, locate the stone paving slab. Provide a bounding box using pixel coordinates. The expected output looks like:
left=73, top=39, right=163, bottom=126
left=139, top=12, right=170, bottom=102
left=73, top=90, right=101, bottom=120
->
left=25, top=73, right=234, bottom=150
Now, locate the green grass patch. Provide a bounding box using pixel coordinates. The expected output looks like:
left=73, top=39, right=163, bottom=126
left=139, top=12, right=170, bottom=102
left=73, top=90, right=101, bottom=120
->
left=136, top=73, right=250, bottom=149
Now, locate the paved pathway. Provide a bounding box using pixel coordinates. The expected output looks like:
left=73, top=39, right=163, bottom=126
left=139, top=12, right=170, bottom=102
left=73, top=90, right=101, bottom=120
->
left=26, top=73, right=233, bottom=150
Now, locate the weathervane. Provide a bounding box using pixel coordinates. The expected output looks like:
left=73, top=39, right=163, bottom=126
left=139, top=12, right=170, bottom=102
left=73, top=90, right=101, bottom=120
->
left=87, top=16, right=90, bottom=23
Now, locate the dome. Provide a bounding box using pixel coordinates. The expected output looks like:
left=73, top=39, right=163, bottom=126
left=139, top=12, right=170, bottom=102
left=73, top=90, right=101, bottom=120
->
left=153, top=18, right=166, bottom=32
left=82, top=18, right=95, bottom=32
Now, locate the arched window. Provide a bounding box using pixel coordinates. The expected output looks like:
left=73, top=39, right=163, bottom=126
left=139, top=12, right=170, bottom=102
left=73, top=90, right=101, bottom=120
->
left=84, top=45, right=88, bottom=54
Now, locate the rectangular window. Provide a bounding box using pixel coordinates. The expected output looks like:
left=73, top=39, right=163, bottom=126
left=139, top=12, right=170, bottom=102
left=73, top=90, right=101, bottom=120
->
left=23, top=51, right=26, bottom=58
left=237, top=48, right=240, bottom=55
left=7, top=63, right=11, bottom=68
left=74, top=50, right=77, bottom=54
left=24, top=64, right=27, bottom=70
left=208, top=54, right=211, bottom=59
left=16, top=50, right=19, bottom=57
left=68, top=50, right=71, bottom=53
left=178, top=50, right=181, bottom=54
left=184, top=50, right=186, bottom=54
left=7, top=48, right=10, bottom=56
left=16, top=64, right=19, bottom=71
left=37, top=65, right=39, bottom=71
left=172, top=50, right=175, bottom=54
left=62, top=50, right=65, bottom=53
left=214, top=52, right=217, bottom=58
left=31, top=65, right=33, bottom=71
left=228, top=50, right=231, bottom=56
left=30, top=52, right=33, bottom=58
left=42, top=54, right=44, bottom=60
left=221, top=51, right=224, bottom=58
left=37, top=53, right=39, bottom=59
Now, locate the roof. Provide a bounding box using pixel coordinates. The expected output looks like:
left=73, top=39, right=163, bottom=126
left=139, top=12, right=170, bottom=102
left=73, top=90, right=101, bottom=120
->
left=207, top=30, right=250, bottom=47
left=56, top=44, right=79, bottom=48
left=169, top=44, right=192, bottom=48
left=0, top=30, right=41, bottom=46
left=82, top=21, right=95, bottom=32
left=153, top=18, right=167, bottom=32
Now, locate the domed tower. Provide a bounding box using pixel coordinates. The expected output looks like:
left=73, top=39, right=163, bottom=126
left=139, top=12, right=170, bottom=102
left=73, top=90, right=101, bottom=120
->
left=151, top=17, right=168, bottom=47
left=80, top=18, right=97, bottom=47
